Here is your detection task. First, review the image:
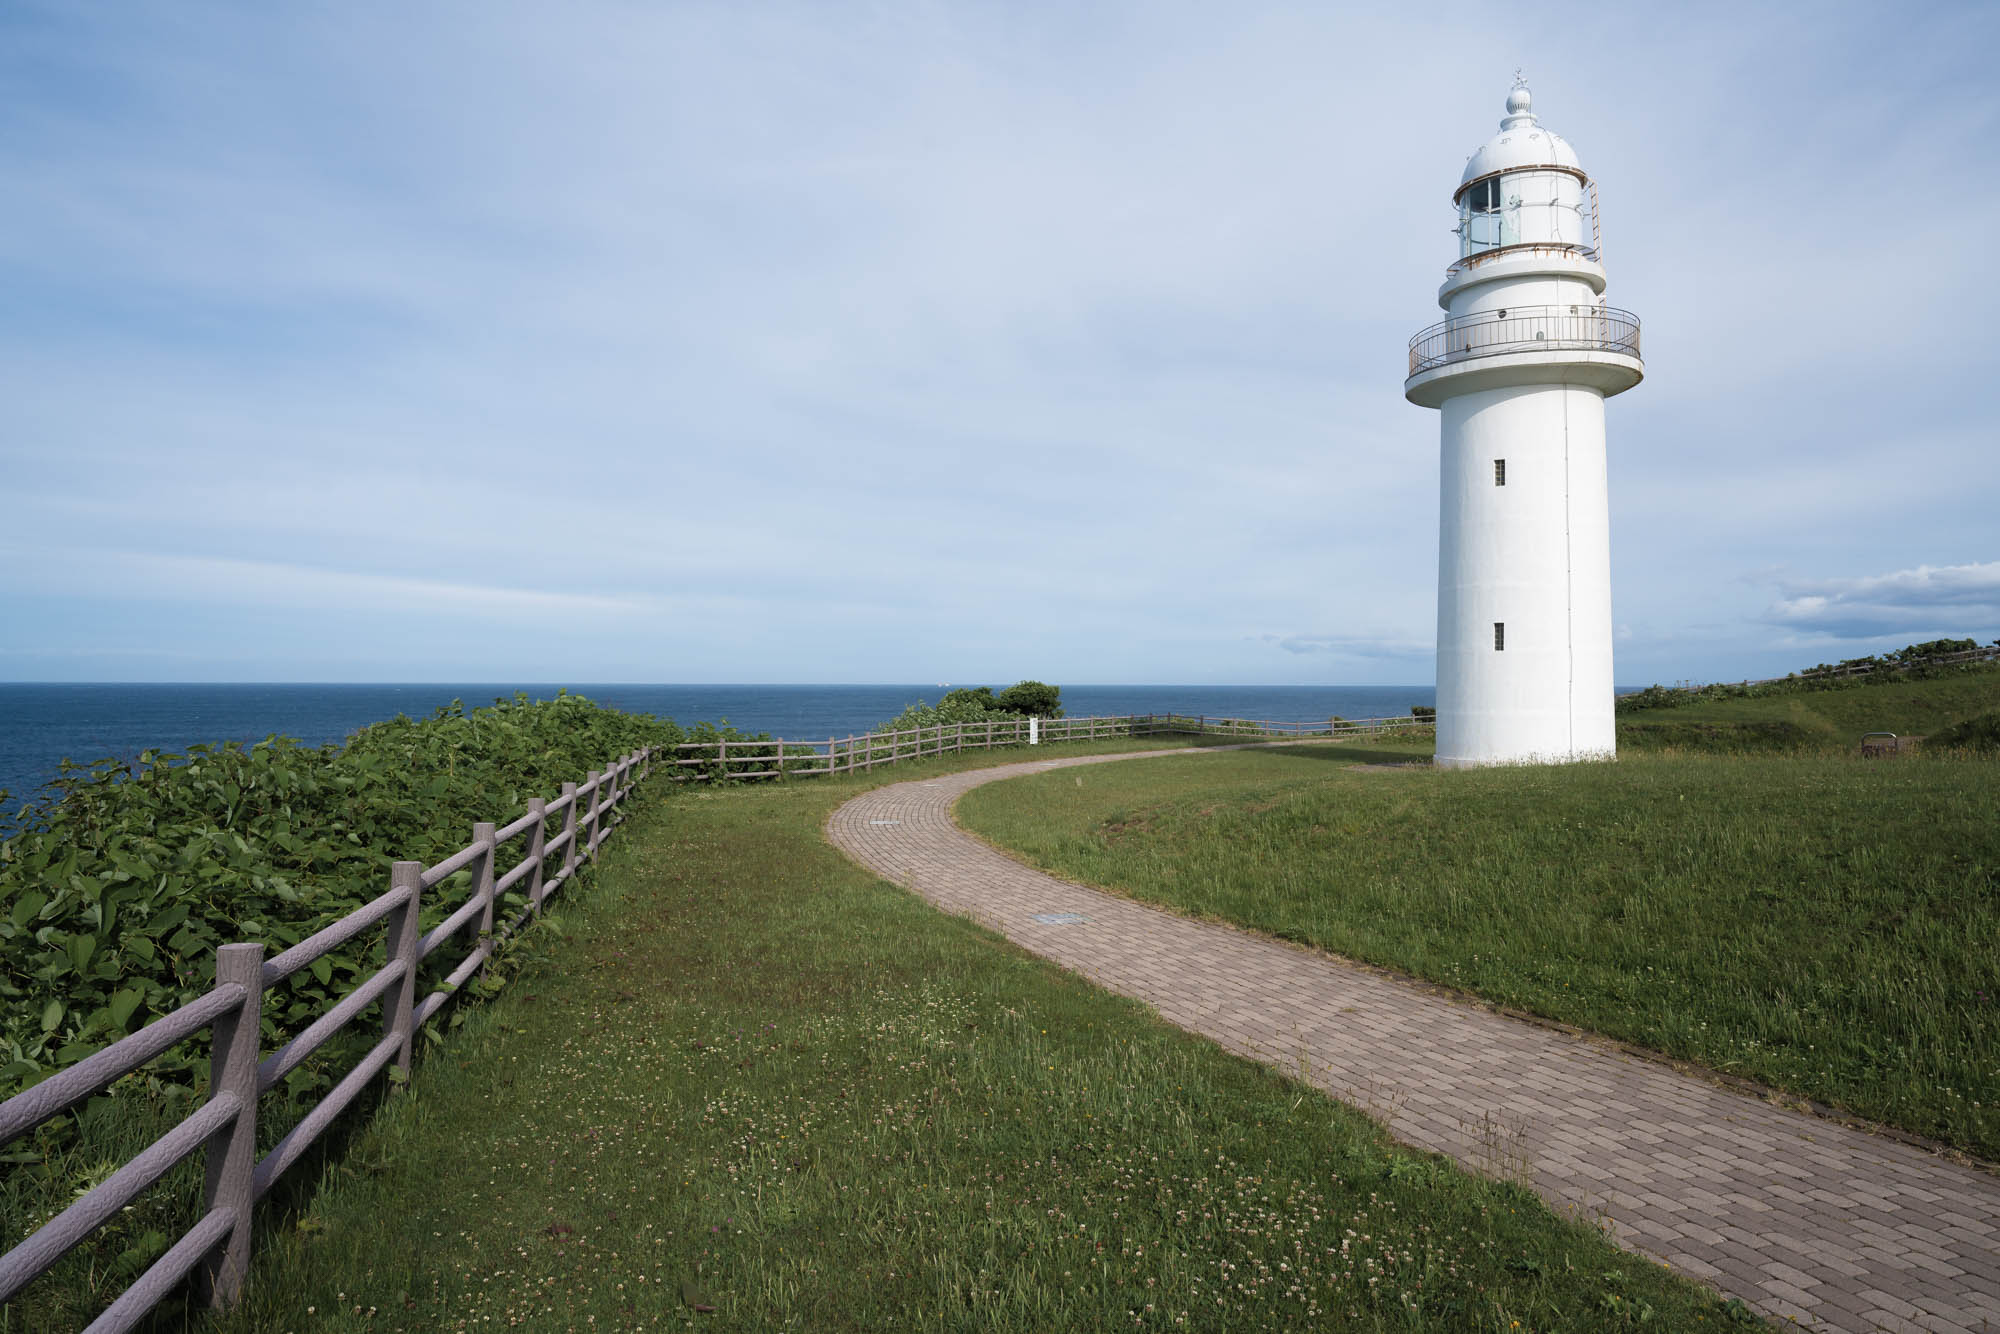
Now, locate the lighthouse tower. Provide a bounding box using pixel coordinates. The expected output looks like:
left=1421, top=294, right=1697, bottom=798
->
left=1405, top=81, right=1643, bottom=768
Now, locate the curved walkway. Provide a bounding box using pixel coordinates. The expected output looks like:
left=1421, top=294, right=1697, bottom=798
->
left=826, top=747, right=2000, bottom=1334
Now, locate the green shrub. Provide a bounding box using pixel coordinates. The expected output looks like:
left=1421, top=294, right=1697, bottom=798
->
left=0, top=694, right=682, bottom=1105
left=873, top=693, right=1024, bottom=735
left=994, top=679, right=1064, bottom=717
left=873, top=679, right=1066, bottom=734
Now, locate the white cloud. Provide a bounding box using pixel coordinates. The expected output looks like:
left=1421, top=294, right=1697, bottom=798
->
left=1766, top=562, right=2000, bottom=641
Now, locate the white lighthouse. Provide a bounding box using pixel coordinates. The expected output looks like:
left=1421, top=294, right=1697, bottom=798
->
left=1405, top=80, right=1642, bottom=768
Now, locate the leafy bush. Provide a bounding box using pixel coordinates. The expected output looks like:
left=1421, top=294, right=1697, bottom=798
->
left=0, top=694, right=682, bottom=1104
left=994, top=680, right=1064, bottom=718
left=1890, top=637, right=1982, bottom=661
left=1411, top=705, right=1437, bottom=719
left=873, top=693, right=1026, bottom=735
left=873, top=679, right=1065, bottom=734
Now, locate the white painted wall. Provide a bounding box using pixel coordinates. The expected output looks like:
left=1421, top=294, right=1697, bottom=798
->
left=1446, top=274, right=1602, bottom=321
left=1434, top=384, right=1615, bottom=767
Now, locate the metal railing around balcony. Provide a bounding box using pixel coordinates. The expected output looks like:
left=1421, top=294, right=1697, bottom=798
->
left=1407, top=304, right=1641, bottom=378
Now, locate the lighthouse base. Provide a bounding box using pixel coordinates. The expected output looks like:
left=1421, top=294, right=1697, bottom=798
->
left=1433, top=745, right=1615, bottom=771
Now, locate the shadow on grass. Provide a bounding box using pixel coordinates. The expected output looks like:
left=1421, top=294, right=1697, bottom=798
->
left=1208, top=740, right=1435, bottom=767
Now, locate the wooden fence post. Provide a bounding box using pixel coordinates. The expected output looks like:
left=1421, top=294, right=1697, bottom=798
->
left=525, top=798, right=549, bottom=916
left=581, top=772, right=601, bottom=861
left=385, top=861, right=421, bottom=1075
left=559, top=781, right=580, bottom=886
left=473, top=822, right=498, bottom=974
left=716, top=737, right=727, bottom=783
left=198, top=941, right=263, bottom=1308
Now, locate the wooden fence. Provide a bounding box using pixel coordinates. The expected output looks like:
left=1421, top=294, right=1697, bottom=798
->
left=0, top=746, right=654, bottom=1332
left=667, top=711, right=1433, bottom=781
left=1742, top=643, right=2000, bottom=688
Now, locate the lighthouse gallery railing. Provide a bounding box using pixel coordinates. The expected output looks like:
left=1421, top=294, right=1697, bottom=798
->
left=1407, top=304, right=1641, bottom=377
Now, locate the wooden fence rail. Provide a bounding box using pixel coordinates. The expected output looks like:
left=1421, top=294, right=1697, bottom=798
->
left=1739, top=644, right=2000, bottom=688
left=667, top=711, right=1434, bottom=781
left=0, top=745, right=655, bottom=1332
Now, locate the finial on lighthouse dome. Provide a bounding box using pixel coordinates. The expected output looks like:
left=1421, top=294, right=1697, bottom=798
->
left=1459, top=76, right=1581, bottom=192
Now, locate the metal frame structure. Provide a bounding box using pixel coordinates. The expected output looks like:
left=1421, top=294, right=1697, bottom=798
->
left=1407, top=304, right=1641, bottom=378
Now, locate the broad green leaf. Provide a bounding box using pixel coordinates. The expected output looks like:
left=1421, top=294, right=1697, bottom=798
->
left=108, top=989, right=142, bottom=1029
left=39, top=1000, right=61, bottom=1034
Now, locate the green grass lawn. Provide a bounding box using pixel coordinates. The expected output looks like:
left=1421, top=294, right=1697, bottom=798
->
left=189, top=744, right=1741, bottom=1333
left=958, top=747, right=2000, bottom=1161
left=1617, top=662, right=2000, bottom=748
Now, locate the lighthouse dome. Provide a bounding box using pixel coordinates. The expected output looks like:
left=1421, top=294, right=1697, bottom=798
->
left=1456, top=83, right=1584, bottom=197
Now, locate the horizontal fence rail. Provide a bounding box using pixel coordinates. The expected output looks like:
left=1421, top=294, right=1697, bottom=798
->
left=1408, top=304, right=1641, bottom=377
left=667, top=712, right=1435, bottom=782
left=0, top=745, right=655, bottom=1332
left=1744, top=643, right=2000, bottom=686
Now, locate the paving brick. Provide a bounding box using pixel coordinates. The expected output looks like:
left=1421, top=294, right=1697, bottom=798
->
left=825, top=747, right=2000, bottom=1334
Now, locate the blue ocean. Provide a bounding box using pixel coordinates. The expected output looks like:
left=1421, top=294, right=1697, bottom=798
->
left=0, top=683, right=1439, bottom=810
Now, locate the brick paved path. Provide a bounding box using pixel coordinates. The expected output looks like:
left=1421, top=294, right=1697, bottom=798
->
left=826, top=748, right=2000, bottom=1334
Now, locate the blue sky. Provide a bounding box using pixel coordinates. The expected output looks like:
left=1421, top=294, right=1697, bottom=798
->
left=3, top=2, right=1995, bottom=686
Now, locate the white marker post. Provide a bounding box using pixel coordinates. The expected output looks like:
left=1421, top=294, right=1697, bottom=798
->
left=1028, top=716, right=1040, bottom=746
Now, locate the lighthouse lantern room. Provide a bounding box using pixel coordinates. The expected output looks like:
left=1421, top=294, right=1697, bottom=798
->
left=1405, top=81, right=1643, bottom=768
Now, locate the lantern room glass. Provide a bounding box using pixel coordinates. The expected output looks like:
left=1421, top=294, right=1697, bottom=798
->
left=1458, top=170, right=1589, bottom=259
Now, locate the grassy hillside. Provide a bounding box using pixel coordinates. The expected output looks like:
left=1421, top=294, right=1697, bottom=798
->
left=197, top=748, right=1737, bottom=1333
left=1618, top=661, right=2000, bottom=749
left=959, top=746, right=2000, bottom=1161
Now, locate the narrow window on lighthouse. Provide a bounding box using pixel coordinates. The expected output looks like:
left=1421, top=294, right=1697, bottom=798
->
left=1494, top=622, right=1506, bottom=651
left=1494, top=459, right=1506, bottom=486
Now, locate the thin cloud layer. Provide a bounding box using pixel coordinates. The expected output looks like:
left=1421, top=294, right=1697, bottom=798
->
left=1768, top=563, right=2000, bottom=642
left=1256, top=633, right=1432, bottom=660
